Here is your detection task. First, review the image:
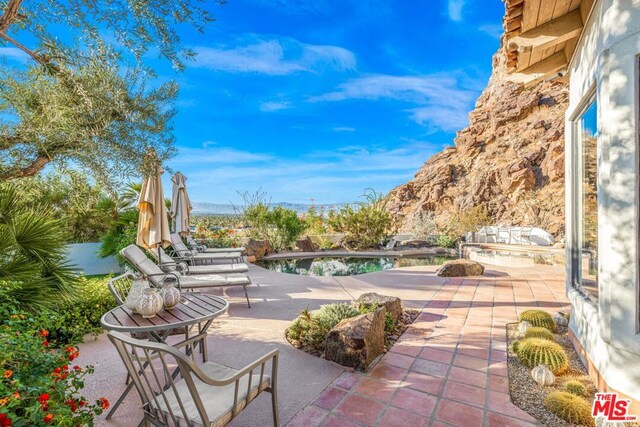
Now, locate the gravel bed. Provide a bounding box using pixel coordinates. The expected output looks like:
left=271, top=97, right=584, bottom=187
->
left=507, top=323, right=640, bottom=427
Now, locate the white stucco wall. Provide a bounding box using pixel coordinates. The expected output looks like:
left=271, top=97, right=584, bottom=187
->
left=65, top=242, right=123, bottom=276
left=566, top=0, right=640, bottom=401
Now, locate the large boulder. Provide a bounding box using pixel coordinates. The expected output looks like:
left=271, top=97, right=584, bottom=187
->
left=245, top=239, right=273, bottom=260
left=436, top=259, right=485, bottom=277
left=355, top=293, right=402, bottom=322
left=296, top=236, right=318, bottom=252
left=324, top=307, right=386, bottom=370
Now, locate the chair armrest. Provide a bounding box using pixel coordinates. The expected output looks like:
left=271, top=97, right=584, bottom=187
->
left=143, top=272, right=182, bottom=290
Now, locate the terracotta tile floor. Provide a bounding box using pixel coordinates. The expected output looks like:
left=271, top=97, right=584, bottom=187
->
left=286, top=272, right=569, bottom=426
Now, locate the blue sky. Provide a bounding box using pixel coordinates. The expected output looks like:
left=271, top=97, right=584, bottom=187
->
left=4, top=0, right=505, bottom=205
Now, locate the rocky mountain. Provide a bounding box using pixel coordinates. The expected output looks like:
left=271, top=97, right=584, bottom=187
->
left=386, top=42, right=567, bottom=236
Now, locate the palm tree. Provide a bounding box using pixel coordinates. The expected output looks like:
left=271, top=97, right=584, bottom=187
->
left=0, top=184, right=78, bottom=309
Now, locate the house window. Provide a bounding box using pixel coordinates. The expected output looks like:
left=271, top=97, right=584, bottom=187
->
left=575, top=99, right=598, bottom=301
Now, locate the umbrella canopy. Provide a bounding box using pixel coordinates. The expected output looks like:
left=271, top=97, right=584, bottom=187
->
left=136, top=166, right=172, bottom=249
left=170, top=172, right=192, bottom=236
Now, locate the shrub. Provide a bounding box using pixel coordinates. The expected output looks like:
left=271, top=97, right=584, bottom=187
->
left=303, top=206, right=334, bottom=249
left=411, top=211, right=438, bottom=242
left=520, top=310, right=556, bottom=332
left=544, top=391, right=594, bottom=426
left=515, top=338, right=569, bottom=374
left=328, top=189, right=394, bottom=250
left=435, top=234, right=457, bottom=248
left=237, top=191, right=307, bottom=251
left=565, top=380, right=587, bottom=397
left=357, top=303, right=395, bottom=334
left=524, top=326, right=555, bottom=341
left=315, top=304, right=360, bottom=329
left=285, top=304, right=360, bottom=351
left=0, top=308, right=108, bottom=425
left=443, top=205, right=492, bottom=239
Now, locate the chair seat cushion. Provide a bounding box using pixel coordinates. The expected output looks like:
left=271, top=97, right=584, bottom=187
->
left=188, top=263, right=249, bottom=275
left=154, top=361, right=270, bottom=427
left=203, top=247, right=246, bottom=253
left=193, top=252, right=242, bottom=260
left=180, top=273, right=251, bottom=288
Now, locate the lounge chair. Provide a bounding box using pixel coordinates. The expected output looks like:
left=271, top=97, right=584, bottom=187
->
left=170, top=234, right=244, bottom=265
left=184, top=233, right=246, bottom=254
left=149, top=246, right=250, bottom=275
left=120, top=245, right=253, bottom=307
left=107, top=331, right=279, bottom=427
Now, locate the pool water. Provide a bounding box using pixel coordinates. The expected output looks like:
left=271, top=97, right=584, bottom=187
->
left=255, top=256, right=457, bottom=276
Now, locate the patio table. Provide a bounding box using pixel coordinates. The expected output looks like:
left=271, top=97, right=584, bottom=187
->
left=100, top=293, right=229, bottom=419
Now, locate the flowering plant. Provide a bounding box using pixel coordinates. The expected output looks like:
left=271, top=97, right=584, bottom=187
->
left=0, top=314, right=108, bottom=426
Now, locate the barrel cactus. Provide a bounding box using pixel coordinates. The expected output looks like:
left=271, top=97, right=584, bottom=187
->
left=554, top=313, right=569, bottom=327
left=517, top=320, right=532, bottom=335
left=515, top=338, right=569, bottom=374
left=565, top=380, right=587, bottom=397
left=531, top=364, right=555, bottom=386
left=520, top=310, right=556, bottom=332
left=512, top=340, right=521, bottom=353
left=524, top=326, right=555, bottom=341
left=544, top=391, right=595, bottom=426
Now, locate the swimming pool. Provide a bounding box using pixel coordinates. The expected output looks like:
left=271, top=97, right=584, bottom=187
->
left=255, top=255, right=457, bottom=276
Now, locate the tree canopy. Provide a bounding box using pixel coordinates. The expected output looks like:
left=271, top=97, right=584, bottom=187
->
left=0, top=0, right=222, bottom=183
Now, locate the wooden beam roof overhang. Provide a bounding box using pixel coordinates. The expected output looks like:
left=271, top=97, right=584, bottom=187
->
left=503, top=0, right=595, bottom=86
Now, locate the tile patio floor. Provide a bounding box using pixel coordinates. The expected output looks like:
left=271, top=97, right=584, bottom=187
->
left=81, top=263, right=569, bottom=427
left=287, top=271, right=569, bottom=427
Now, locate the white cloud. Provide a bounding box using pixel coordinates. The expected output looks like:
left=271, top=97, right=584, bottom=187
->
left=333, top=127, right=355, bottom=132
left=308, top=73, right=478, bottom=132
left=479, top=24, right=503, bottom=39
left=192, top=36, right=356, bottom=75
left=448, top=0, right=465, bottom=22
left=0, top=47, right=29, bottom=62
left=259, top=101, right=291, bottom=112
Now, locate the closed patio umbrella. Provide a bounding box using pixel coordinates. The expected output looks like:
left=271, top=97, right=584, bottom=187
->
left=137, top=166, right=172, bottom=253
left=170, top=172, right=192, bottom=236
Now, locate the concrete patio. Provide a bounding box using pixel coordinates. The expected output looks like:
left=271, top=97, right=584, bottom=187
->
left=78, top=262, right=569, bottom=426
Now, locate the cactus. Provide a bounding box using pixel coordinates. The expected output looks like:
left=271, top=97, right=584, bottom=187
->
left=517, top=320, right=531, bottom=335
left=515, top=338, right=569, bottom=374
left=531, top=364, right=555, bottom=386
left=512, top=340, right=521, bottom=353
left=544, top=391, right=595, bottom=426
left=565, top=380, right=587, bottom=397
left=520, top=310, right=556, bottom=332
left=524, top=326, right=555, bottom=341
left=553, top=313, right=569, bottom=327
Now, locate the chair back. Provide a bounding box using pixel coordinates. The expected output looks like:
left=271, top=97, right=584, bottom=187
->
left=107, top=331, right=211, bottom=426
left=108, top=273, right=136, bottom=305
left=186, top=235, right=198, bottom=246
left=170, top=233, right=193, bottom=256
left=120, top=245, right=167, bottom=287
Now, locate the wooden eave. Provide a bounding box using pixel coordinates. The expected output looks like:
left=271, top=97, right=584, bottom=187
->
left=503, top=0, right=596, bottom=86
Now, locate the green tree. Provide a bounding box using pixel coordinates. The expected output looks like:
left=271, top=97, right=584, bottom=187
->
left=0, top=183, right=78, bottom=309
left=0, top=0, right=222, bottom=183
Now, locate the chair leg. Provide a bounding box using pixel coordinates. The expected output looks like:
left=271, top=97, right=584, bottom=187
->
left=243, top=285, right=251, bottom=308
left=271, top=389, right=280, bottom=427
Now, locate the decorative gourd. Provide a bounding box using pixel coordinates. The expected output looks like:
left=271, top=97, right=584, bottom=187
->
left=516, top=338, right=569, bottom=374
left=160, top=282, right=181, bottom=310
left=531, top=364, right=555, bottom=386
left=517, top=320, right=532, bottom=335
left=544, top=391, right=595, bottom=426
left=565, top=380, right=587, bottom=397
left=124, top=278, right=150, bottom=312
left=520, top=310, right=556, bottom=332
left=524, top=326, right=555, bottom=341
left=136, top=288, right=164, bottom=318
left=554, top=313, right=569, bottom=327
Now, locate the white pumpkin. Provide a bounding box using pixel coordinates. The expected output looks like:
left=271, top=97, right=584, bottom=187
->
left=517, top=320, right=531, bottom=335
left=553, top=313, right=569, bottom=327
left=531, top=364, right=555, bottom=386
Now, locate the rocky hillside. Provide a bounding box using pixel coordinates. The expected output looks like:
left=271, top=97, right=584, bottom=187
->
left=387, top=43, right=567, bottom=236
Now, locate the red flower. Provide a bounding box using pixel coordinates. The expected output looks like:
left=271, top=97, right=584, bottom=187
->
left=2, top=370, right=12, bottom=379
left=65, top=400, right=78, bottom=412
left=98, top=397, right=109, bottom=410
left=0, top=413, right=11, bottom=427
left=78, top=400, right=87, bottom=407
left=37, top=394, right=49, bottom=404
left=72, top=366, right=82, bottom=372
left=42, top=341, right=49, bottom=347
left=53, top=367, right=62, bottom=374
left=40, top=330, right=48, bottom=337
left=43, top=414, right=54, bottom=424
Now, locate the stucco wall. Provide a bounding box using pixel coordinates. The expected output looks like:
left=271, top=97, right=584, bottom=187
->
left=566, top=0, right=640, bottom=402
left=65, top=242, right=123, bottom=276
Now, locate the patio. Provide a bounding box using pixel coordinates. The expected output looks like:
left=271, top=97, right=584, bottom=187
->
left=78, top=262, right=569, bottom=426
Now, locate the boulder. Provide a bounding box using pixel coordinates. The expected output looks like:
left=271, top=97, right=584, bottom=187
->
left=245, top=239, right=273, bottom=260
left=355, top=293, right=402, bottom=322
left=296, top=236, right=318, bottom=252
left=324, top=307, right=386, bottom=370
left=436, top=259, right=485, bottom=277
